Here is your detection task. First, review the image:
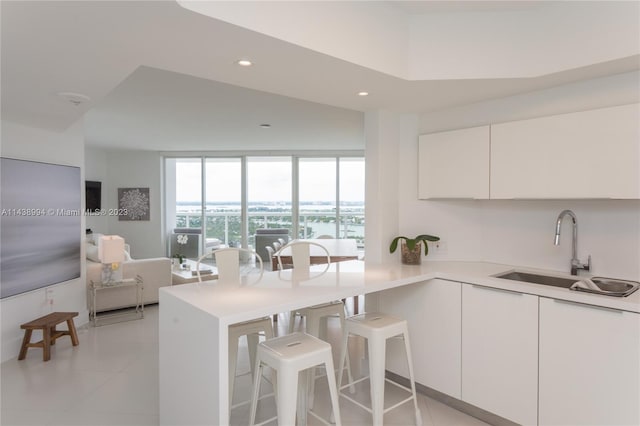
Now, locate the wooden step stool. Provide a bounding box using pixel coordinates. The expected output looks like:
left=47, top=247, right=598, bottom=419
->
left=19, top=312, right=79, bottom=361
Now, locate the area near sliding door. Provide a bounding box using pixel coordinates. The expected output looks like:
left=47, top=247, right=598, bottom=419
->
left=164, top=153, right=364, bottom=260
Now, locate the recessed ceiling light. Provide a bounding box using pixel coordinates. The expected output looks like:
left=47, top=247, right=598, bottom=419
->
left=237, top=59, right=253, bottom=67
left=57, top=92, right=91, bottom=106
left=260, top=124, right=271, bottom=128
left=357, top=91, right=369, bottom=97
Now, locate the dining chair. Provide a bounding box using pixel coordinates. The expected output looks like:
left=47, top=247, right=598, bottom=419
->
left=196, top=247, right=263, bottom=284
left=272, top=241, right=282, bottom=252
left=275, top=240, right=330, bottom=271
left=195, top=248, right=272, bottom=412
left=264, top=246, right=276, bottom=270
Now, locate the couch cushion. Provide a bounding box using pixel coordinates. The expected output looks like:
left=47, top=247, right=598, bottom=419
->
left=86, top=243, right=100, bottom=262
left=89, top=233, right=104, bottom=245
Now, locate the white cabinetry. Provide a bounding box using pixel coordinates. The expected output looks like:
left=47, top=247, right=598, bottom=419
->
left=461, top=284, right=538, bottom=426
left=539, top=297, right=640, bottom=426
left=418, top=126, right=490, bottom=199
left=380, top=279, right=462, bottom=398
left=490, top=103, right=640, bottom=199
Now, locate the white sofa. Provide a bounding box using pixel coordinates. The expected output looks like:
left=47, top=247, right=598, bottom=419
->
left=86, top=235, right=172, bottom=312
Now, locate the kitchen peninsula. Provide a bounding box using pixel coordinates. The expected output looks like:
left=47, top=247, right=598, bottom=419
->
left=159, top=260, right=639, bottom=426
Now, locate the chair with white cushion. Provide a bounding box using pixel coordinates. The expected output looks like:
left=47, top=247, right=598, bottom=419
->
left=195, top=248, right=272, bottom=412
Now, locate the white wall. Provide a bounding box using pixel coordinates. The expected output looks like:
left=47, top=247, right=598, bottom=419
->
left=0, top=120, right=88, bottom=362
left=104, top=150, right=164, bottom=260
left=364, top=110, right=404, bottom=263
left=400, top=72, right=640, bottom=280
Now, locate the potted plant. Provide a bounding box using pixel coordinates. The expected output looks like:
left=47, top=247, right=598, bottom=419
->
left=389, top=234, right=440, bottom=265
left=172, top=234, right=189, bottom=268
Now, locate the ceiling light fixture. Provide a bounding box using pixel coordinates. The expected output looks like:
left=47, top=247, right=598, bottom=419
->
left=57, top=92, right=91, bottom=106
left=358, top=91, right=369, bottom=97
left=237, top=59, right=253, bottom=67
left=260, top=124, right=271, bottom=128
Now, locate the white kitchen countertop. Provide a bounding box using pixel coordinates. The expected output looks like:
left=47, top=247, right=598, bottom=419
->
left=161, top=260, right=640, bottom=323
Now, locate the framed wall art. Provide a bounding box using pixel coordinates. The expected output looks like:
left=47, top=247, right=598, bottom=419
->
left=118, top=187, right=150, bottom=221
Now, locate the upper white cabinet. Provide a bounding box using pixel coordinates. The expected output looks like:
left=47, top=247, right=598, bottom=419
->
left=539, top=298, right=640, bottom=426
left=490, top=103, right=640, bottom=199
left=461, top=284, right=538, bottom=426
left=418, top=125, right=490, bottom=199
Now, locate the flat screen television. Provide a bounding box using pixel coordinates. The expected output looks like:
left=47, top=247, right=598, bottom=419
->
left=0, top=157, right=81, bottom=299
left=85, top=180, right=101, bottom=212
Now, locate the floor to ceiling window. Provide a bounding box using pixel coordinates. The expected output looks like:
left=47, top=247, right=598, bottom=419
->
left=247, top=157, right=292, bottom=248
left=339, top=157, right=365, bottom=247
left=298, top=158, right=337, bottom=238
left=165, top=153, right=364, bottom=259
left=204, top=158, right=242, bottom=246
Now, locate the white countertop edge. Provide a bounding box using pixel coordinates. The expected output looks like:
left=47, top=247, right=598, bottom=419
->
left=160, top=261, right=640, bottom=324
left=427, top=262, right=640, bottom=314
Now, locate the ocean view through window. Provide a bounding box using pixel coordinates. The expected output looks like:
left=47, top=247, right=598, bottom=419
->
left=165, top=155, right=364, bottom=259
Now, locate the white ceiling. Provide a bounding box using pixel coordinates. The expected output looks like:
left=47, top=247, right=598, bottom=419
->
left=390, top=1, right=548, bottom=14
left=1, top=1, right=638, bottom=152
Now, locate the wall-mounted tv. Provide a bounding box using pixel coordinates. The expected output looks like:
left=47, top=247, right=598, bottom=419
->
left=85, top=180, right=102, bottom=212
left=0, top=157, right=81, bottom=299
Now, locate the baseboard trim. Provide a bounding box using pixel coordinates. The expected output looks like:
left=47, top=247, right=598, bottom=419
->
left=385, top=370, right=520, bottom=426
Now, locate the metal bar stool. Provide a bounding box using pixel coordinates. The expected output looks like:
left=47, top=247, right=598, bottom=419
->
left=196, top=248, right=273, bottom=411
left=293, top=301, right=355, bottom=407
left=249, top=332, right=342, bottom=426
left=337, top=312, right=422, bottom=426
left=228, top=317, right=274, bottom=410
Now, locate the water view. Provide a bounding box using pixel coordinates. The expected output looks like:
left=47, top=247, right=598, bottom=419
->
left=175, top=201, right=365, bottom=248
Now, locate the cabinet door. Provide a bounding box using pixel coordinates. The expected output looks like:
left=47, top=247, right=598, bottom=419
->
left=490, top=103, right=640, bottom=199
left=418, top=126, right=490, bottom=199
left=539, top=297, right=640, bottom=426
left=462, top=284, right=538, bottom=426
left=380, top=279, right=462, bottom=398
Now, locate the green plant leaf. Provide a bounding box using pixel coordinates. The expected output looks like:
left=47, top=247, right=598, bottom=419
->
left=415, top=234, right=439, bottom=256
left=389, top=236, right=407, bottom=253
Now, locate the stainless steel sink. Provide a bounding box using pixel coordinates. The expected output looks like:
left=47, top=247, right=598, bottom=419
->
left=493, top=271, right=577, bottom=289
left=493, top=270, right=640, bottom=297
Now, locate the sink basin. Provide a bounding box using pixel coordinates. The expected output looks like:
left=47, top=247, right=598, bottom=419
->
left=494, top=271, right=640, bottom=297
left=493, top=271, right=577, bottom=289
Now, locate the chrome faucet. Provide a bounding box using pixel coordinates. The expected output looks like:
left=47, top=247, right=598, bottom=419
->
left=554, top=209, right=591, bottom=276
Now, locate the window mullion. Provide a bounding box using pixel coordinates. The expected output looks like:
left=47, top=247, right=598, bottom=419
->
left=292, top=156, right=300, bottom=239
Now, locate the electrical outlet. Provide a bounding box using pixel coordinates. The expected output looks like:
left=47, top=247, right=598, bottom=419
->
left=430, top=240, right=448, bottom=255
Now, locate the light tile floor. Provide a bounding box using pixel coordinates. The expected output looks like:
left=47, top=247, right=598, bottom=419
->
left=1, top=305, right=489, bottom=426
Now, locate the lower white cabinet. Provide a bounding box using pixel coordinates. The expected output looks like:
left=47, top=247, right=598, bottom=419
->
left=539, top=297, right=640, bottom=426
left=379, top=279, right=462, bottom=398
left=461, top=284, right=538, bottom=425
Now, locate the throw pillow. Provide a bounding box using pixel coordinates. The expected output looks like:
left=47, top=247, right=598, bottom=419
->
left=91, top=233, right=104, bottom=245
left=86, top=243, right=100, bottom=262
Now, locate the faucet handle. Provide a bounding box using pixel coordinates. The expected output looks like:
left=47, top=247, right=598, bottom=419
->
left=584, top=255, right=591, bottom=272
